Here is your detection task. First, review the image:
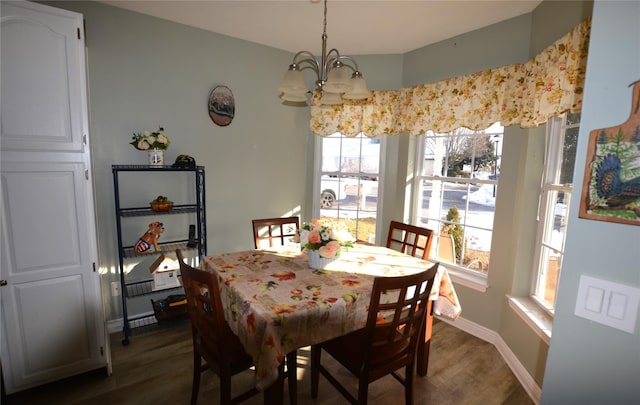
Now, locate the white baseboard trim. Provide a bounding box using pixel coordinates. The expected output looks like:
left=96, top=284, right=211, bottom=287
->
left=107, top=318, right=123, bottom=334
left=437, top=316, right=541, bottom=404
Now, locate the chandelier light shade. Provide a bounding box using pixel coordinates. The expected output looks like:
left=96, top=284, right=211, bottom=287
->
left=278, top=0, right=369, bottom=105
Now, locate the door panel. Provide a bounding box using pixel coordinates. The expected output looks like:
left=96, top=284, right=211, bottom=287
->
left=1, top=162, right=103, bottom=392
left=1, top=1, right=85, bottom=152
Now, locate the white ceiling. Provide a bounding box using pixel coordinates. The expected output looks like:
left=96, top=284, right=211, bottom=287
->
left=95, top=0, right=542, bottom=55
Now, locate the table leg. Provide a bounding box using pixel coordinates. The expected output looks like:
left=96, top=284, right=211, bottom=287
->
left=417, top=300, right=434, bottom=377
left=263, top=364, right=285, bottom=405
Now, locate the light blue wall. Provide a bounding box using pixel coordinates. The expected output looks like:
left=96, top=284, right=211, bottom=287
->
left=47, top=1, right=402, bottom=320
left=398, top=0, right=593, bottom=386
left=541, top=1, right=640, bottom=403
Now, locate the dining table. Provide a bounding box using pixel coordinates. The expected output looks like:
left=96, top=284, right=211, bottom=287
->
left=200, top=242, right=461, bottom=403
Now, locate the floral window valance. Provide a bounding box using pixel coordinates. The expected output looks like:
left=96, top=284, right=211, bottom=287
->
left=310, top=18, right=590, bottom=137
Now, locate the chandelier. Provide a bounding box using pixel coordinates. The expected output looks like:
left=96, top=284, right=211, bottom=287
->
left=278, top=0, right=369, bottom=105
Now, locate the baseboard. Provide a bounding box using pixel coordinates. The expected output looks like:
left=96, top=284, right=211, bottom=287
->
left=437, top=315, right=541, bottom=404
left=107, top=318, right=123, bottom=334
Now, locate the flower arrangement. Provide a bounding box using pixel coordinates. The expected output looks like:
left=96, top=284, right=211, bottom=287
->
left=295, top=218, right=355, bottom=259
left=130, top=126, right=170, bottom=150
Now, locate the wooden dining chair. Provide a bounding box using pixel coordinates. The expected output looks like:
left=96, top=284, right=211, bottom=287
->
left=177, top=250, right=298, bottom=405
left=386, top=220, right=434, bottom=260
left=250, top=218, right=300, bottom=400
left=386, top=221, right=436, bottom=377
left=176, top=249, right=260, bottom=405
left=310, top=263, right=439, bottom=405
left=252, top=216, right=300, bottom=249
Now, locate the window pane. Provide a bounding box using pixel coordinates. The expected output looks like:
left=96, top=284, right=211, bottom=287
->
left=532, top=113, right=579, bottom=315
left=560, top=115, right=580, bottom=184
left=318, top=134, right=380, bottom=243
left=535, top=245, right=561, bottom=309
left=416, top=124, right=502, bottom=275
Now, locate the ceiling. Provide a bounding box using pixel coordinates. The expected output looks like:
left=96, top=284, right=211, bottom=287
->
left=95, top=0, right=542, bottom=55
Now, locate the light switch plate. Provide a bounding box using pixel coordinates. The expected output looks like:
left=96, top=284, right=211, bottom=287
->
left=575, top=274, right=640, bottom=334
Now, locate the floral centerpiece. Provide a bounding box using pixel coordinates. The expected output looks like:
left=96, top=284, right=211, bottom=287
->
left=295, top=218, right=355, bottom=268
left=130, top=126, right=170, bottom=150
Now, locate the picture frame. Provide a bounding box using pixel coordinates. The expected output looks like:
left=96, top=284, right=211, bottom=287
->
left=579, top=81, right=640, bottom=226
left=208, top=85, right=235, bottom=127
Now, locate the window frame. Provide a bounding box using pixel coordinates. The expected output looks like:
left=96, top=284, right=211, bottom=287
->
left=313, top=133, right=385, bottom=243
left=530, top=113, right=579, bottom=316
left=412, top=124, right=503, bottom=288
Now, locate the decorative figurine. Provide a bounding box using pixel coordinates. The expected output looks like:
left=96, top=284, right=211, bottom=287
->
left=134, top=221, right=164, bottom=254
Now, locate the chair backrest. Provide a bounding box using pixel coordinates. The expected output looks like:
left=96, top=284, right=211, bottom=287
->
left=386, top=220, right=434, bottom=260
left=176, top=249, right=235, bottom=364
left=437, top=233, right=456, bottom=263
left=363, top=263, right=439, bottom=380
left=252, top=216, right=300, bottom=249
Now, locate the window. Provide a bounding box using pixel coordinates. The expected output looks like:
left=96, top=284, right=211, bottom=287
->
left=531, top=113, right=580, bottom=314
left=414, top=123, right=503, bottom=278
left=316, top=133, right=382, bottom=242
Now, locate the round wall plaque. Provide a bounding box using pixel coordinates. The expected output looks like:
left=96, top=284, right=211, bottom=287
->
left=208, top=85, right=235, bottom=126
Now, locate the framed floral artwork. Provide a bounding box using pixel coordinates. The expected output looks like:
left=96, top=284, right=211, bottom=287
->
left=579, top=81, right=640, bottom=226
left=208, top=85, right=235, bottom=127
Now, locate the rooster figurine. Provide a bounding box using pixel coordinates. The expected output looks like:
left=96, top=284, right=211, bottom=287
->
left=595, top=154, right=640, bottom=211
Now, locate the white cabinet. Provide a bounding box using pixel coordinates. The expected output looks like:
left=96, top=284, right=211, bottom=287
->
left=1, top=1, right=106, bottom=394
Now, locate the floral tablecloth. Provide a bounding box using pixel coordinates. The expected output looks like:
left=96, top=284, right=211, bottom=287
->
left=201, top=243, right=461, bottom=389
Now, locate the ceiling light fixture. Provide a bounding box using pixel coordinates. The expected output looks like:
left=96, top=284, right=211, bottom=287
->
left=278, top=0, right=369, bottom=105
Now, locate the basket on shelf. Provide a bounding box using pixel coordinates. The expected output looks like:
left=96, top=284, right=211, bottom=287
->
left=151, top=294, right=188, bottom=322
left=150, top=201, right=173, bottom=212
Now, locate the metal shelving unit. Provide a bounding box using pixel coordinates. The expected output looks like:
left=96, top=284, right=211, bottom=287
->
left=112, top=165, right=206, bottom=345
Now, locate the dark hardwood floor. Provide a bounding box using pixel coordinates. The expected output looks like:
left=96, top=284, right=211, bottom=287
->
left=4, top=319, right=534, bottom=404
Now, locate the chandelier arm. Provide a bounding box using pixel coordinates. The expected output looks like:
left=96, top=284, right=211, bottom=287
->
left=292, top=51, right=321, bottom=75
left=335, top=55, right=361, bottom=73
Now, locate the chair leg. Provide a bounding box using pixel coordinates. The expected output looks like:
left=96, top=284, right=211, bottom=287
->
left=357, top=375, right=368, bottom=405
left=310, top=346, right=321, bottom=398
left=220, top=373, right=232, bottom=405
left=287, top=351, right=298, bottom=405
left=191, top=350, right=201, bottom=405
left=405, top=364, right=415, bottom=405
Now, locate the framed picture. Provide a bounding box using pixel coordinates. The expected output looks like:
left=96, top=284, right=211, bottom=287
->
left=208, top=85, right=235, bottom=127
left=579, top=81, right=640, bottom=226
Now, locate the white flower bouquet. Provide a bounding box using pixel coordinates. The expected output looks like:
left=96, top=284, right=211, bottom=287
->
left=130, top=126, right=170, bottom=150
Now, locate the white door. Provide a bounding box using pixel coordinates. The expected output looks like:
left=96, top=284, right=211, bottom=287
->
left=1, top=1, right=106, bottom=394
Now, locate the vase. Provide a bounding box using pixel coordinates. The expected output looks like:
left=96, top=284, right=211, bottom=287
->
left=148, top=148, right=164, bottom=166
left=307, top=249, right=337, bottom=270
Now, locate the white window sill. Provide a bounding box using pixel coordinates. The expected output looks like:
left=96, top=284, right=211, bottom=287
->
left=444, top=265, right=488, bottom=293
left=507, top=295, right=552, bottom=345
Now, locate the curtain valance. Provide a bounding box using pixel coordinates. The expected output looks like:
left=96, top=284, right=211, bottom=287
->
left=309, top=18, right=590, bottom=137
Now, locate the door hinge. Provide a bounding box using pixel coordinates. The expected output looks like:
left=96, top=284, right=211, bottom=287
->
left=93, top=262, right=96, bottom=272
left=83, top=134, right=87, bottom=145
left=77, top=27, right=81, bottom=40
left=100, top=346, right=104, bottom=356
left=85, top=170, right=89, bottom=180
